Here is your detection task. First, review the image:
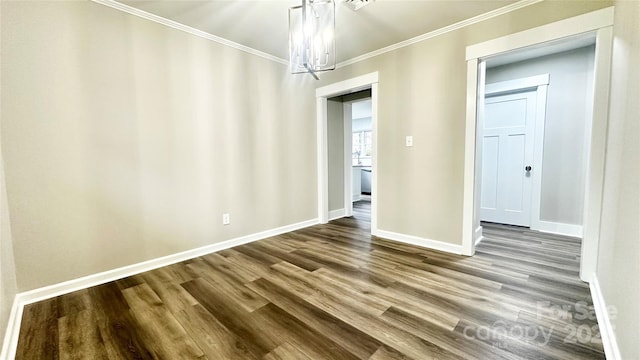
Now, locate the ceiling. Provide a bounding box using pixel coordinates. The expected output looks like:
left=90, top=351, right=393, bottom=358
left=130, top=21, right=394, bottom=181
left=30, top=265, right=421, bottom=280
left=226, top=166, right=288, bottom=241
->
left=117, top=0, right=522, bottom=64
left=352, top=99, right=371, bottom=119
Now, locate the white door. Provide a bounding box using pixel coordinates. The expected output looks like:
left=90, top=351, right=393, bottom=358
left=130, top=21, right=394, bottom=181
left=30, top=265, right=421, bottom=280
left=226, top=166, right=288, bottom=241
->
left=480, top=91, right=536, bottom=227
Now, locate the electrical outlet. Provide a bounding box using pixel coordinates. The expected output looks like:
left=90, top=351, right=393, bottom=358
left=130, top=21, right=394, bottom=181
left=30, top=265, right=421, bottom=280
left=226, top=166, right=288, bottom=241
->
left=222, top=213, right=230, bottom=225
left=406, top=135, right=413, bottom=147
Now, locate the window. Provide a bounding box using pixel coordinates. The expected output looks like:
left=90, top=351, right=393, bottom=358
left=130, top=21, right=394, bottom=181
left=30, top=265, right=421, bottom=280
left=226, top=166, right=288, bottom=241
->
left=352, top=130, right=372, bottom=165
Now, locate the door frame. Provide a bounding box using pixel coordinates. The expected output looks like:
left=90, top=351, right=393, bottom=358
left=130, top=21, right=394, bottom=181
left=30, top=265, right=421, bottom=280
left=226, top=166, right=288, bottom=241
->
left=341, top=97, right=373, bottom=217
left=316, top=72, right=379, bottom=231
left=478, top=74, right=549, bottom=230
left=462, top=7, right=614, bottom=283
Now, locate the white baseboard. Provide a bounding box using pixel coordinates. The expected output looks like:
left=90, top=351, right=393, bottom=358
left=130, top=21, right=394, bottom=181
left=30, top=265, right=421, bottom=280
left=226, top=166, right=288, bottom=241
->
left=474, top=225, right=484, bottom=246
left=590, top=275, right=621, bottom=360
left=0, top=218, right=318, bottom=360
left=328, top=208, right=346, bottom=221
left=535, top=220, right=583, bottom=238
left=374, top=229, right=463, bottom=255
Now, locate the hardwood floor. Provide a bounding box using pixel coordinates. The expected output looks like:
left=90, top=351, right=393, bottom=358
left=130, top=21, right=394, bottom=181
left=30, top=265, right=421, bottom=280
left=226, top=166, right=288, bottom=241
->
left=15, top=201, right=604, bottom=359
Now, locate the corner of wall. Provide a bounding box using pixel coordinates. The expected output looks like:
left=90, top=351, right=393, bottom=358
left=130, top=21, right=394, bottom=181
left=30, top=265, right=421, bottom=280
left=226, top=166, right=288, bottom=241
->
left=0, top=154, right=20, bottom=360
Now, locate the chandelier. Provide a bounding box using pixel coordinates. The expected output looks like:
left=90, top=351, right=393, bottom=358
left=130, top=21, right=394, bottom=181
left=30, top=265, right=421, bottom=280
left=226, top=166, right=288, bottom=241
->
left=289, top=0, right=336, bottom=80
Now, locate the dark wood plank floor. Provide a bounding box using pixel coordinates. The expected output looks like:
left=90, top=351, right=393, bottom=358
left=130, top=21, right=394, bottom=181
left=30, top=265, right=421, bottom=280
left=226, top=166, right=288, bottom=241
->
left=15, top=201, right=604, bottom=359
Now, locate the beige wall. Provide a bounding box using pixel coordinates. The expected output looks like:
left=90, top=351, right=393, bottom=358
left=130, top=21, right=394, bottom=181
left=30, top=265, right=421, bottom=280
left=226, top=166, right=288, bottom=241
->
left=487, top=46, right=596, bottom=226
left=0, top=1, right=318, bottom=291
left=327, top=99, right=345, bottom=212
left=596, top=0, right=640, bottom=358
left=0, top=0, right=615, bottom=293
left=0, top=153, right=18, bottom=344
left=315, top=0, right=611, bottom=245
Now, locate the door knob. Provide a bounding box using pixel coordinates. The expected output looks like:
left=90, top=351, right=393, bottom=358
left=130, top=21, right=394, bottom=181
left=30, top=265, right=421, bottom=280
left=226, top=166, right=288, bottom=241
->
left=525, top=165, right=532, bottom=172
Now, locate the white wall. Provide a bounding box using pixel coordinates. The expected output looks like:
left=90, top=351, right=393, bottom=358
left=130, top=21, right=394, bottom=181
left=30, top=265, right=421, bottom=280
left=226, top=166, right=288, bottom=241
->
left=486, top=46, right=595, bottom=226
left=596, top=0, right=640, bottom=358
left=0, top=0, right=614, bottom=294
left=0, top=1, right=318, bottom=291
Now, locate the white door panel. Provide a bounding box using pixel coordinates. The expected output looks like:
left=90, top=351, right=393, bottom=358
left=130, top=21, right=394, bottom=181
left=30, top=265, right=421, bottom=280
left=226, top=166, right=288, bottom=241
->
left=485, top=98, right=527, bottom=129
left=504, top=134, right=526, bottom=211
left=481, top=136, right=499, bottom=210
left=481, top=91, right=536, bottom=227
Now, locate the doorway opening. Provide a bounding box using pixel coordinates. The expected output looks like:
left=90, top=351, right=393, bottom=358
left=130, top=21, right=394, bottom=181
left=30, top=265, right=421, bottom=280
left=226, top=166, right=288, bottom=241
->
left=326, top=92, right=372, bottom=222
left=315, top=72, right=379, bottom=232
left=479, top=75, right=549, bottom=229
left=479, top=41, right=597, bottom=237
left=462, top=7, right=614, bottom=282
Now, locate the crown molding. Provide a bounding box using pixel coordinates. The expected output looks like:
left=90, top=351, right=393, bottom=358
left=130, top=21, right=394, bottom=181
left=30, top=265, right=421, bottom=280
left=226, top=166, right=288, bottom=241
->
left=90, top=0, right=289, bottom=66
left=336, top=0, right=543, bottom=68
left=91, top=0, right=542, bottom=70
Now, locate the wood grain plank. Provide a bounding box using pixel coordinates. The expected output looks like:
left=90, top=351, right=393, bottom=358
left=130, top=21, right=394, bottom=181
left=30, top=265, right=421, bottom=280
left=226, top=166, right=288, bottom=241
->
left=186, top=260, right=269, bottom=312
left=200, top=252, right=261, bottom=282
left=15, top=298, right=59, bottom=360
left=181, top=277, right=278, bottom=357
left=247, top=277, right=382, bottom=359
left=252, top=303, right=361, bottom=360
left=58, top=310, right=109, bottom=360
left=121, top=283, right=204, bottom=359
left=137, top=270, right=198, bottom=314
left=56, top=289, right=91, bottom=319
left=88, top=283, right=154, bottom=360
left=264, top=342, right=314, bottom=360
left=175, top=304, right=259, bottom=360
left=368, top=345, right=415, bottom=360
left=313, top=267, right=459, bottom=331
left=249, top=241, right=323, bottom=271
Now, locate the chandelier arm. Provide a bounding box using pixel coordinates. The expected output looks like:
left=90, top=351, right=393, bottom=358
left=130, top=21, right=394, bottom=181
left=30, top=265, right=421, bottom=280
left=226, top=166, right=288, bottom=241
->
left=304, top=63, right=320, bottom=80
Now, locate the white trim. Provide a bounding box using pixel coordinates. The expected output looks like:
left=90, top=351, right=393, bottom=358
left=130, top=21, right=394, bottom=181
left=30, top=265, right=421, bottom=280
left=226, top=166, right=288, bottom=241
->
left=485, top=74, right=549, bottom=95
left=20, top=218, right=318, bottom=304
left=462, top=59, right=479, bottom=256
left=90, top=0, right=288, bottom=66
left=370, top=83, right=379, bottom=233
left=463, top=9, right=615, bottom=276
left=580, top=26, right=613, bottom=282
left=375, top=230, right=463, bottom=255
left=317, top=97, right=329, bottom=224
left=0, top=218, right=318, bottom=359
left=590, top=275, right=622, bottom=360
left=474, top=226, right=484, bottom=246
left=529, top=84, right=548, bottom=233
left=537, top=221, right=583, bottom=238
left=337, top=0, right=542, bottom=69
left=316, top=72, right=379, bottom=231
left=466, top=7, right=614, bottom=60
left=343, top=103, right=354, bottom=217
left=472, top=60, right=486, bottom=255
left=0, top=297, right=22, bottom=360
left=328, top=209, right=346, bottom=221
left=316, top=72, right=378, bottom=97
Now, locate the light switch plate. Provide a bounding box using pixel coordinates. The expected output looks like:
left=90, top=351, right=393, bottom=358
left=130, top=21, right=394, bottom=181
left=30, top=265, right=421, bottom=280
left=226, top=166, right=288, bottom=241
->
left=406, top=136, right=413, bottom=147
